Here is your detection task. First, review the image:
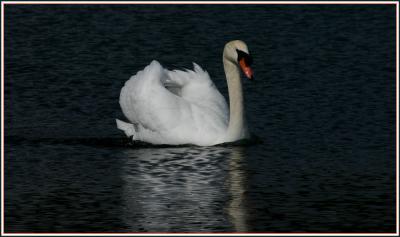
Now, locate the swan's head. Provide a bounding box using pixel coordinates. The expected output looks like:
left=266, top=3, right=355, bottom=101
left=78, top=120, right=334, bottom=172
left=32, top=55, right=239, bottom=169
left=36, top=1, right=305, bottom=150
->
left=224, top=40, right=254, bottom=80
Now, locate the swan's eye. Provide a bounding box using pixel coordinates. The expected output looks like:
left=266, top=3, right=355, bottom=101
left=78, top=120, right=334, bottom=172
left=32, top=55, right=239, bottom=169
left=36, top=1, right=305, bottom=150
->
left=236, top=49, right=253, bottom=66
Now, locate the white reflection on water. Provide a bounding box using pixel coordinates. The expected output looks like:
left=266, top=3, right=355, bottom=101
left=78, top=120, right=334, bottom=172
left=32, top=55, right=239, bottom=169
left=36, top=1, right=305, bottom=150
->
left=227, top=147, right=248, bottom=232
left=120, top=146, right=247, bottom=232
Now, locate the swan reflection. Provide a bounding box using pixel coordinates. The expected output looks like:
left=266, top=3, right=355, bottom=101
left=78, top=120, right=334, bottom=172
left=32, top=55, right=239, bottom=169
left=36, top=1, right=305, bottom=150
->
left=227, top=147, right=248, bottom=232
left=120, top=146, right=247, bottom=232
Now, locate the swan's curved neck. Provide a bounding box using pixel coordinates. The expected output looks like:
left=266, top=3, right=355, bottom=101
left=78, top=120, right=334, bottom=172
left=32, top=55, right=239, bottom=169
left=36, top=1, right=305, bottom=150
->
left=223, top=58, right=248, bottom=142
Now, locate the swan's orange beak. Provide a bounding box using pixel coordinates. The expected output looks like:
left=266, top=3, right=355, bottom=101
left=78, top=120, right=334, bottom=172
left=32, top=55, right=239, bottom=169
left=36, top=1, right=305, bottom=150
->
left=239, top=58, right=254, bottom=80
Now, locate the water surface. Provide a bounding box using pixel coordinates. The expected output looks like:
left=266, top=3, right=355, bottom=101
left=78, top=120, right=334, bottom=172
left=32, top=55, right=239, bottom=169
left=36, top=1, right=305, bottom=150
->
left=4, top=4, right=397, bottom=233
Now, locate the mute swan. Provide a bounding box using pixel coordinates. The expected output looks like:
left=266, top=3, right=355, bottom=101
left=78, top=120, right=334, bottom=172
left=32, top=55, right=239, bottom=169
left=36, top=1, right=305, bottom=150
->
left=116, top=40, right=254, bottom=146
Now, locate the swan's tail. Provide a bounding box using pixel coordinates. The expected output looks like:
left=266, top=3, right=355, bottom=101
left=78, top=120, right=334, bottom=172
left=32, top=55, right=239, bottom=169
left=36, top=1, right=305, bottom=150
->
left=116, top=119, right=136, bottom=138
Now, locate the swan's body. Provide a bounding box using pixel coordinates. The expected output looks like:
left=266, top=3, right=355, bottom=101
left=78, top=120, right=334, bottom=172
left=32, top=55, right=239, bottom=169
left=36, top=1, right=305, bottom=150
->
left=117, top=40, right=254, bottom=146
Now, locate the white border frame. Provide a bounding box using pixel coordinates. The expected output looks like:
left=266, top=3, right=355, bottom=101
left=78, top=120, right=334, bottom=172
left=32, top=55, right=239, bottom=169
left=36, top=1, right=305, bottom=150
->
left=1, top=1, right=398, bottom=236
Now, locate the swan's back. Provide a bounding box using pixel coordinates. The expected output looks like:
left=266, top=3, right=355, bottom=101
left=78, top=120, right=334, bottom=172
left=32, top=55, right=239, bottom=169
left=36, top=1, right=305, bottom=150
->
left=119, top=60, right=228, bottom=146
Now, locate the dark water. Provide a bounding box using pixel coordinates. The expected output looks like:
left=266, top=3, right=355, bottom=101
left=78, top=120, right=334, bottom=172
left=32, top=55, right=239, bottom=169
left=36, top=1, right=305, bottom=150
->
left=4, top=4, right=397, bottom=233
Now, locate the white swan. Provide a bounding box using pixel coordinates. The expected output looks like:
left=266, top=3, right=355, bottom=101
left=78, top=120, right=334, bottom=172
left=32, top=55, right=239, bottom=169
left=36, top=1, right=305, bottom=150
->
left=116, top=40, right=254, bottom=146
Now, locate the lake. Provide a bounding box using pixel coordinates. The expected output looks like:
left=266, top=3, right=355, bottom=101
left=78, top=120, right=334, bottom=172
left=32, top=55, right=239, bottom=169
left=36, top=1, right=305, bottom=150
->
left=3, top=3, right=397, bottom=233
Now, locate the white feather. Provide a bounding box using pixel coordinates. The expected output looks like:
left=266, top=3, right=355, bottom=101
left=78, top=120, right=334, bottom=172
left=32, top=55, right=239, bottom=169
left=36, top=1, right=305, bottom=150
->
left=118, top=60, right=229, bottom=146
